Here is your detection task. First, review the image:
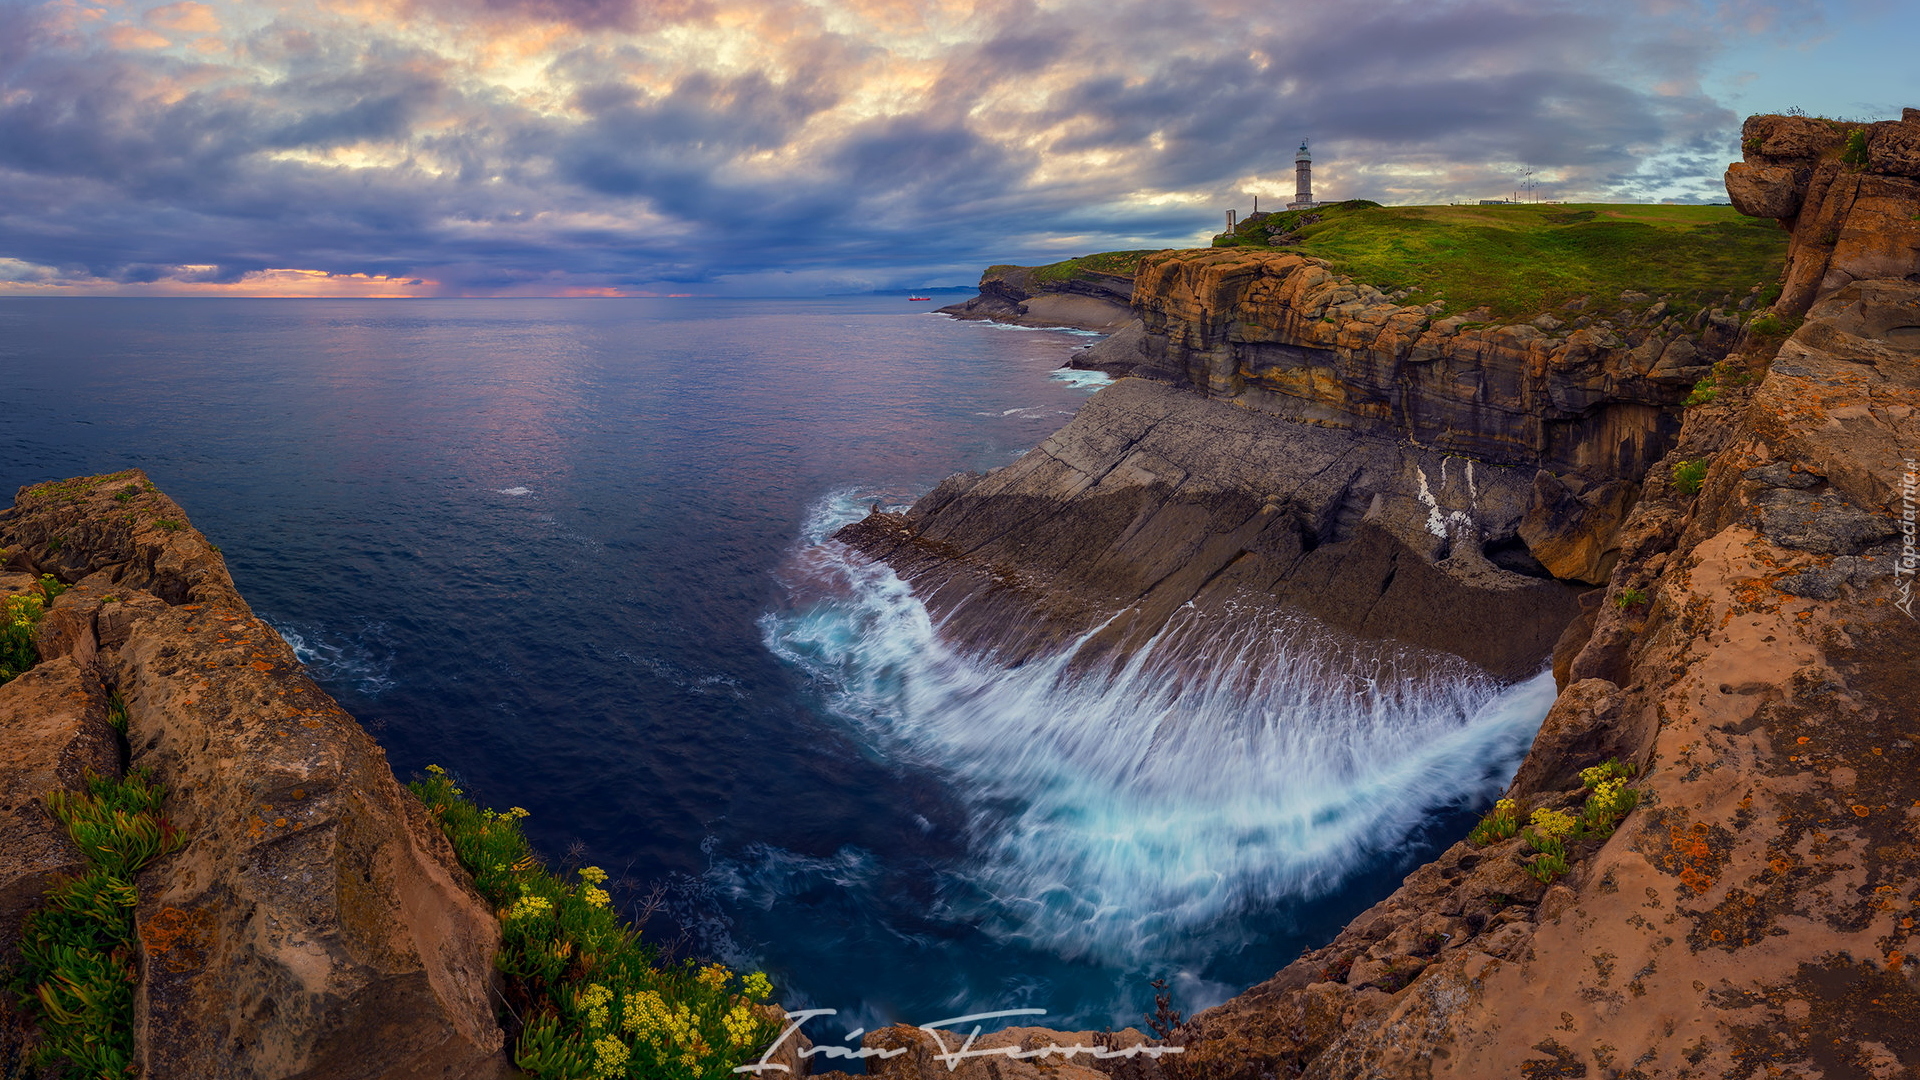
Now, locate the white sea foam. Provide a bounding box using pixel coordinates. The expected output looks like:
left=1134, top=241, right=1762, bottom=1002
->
left=762, top=492, right=1554, bottom=964
left=1048, top=368, right=1114, bottom=392
left=271, top=620, right=397, bottom=696
left=496, top=486, right=532, bottom=496
left=960, top=320, right=1105, bottom=337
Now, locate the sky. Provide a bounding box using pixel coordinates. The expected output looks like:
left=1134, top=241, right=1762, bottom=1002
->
left=1, top=0, right=1915, bottom=296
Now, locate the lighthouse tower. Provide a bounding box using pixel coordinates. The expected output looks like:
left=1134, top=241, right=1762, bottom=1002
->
left=1288, top=140, right=1315, bottom=210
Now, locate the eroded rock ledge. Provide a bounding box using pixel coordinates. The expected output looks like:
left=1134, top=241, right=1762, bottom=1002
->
left=840, top=377, right=1581, bottom=680
left=939, top=263, right=1136, bottom=330
left=0, top=471, right=510, bottom=1080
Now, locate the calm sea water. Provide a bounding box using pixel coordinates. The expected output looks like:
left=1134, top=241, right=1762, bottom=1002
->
left=0, top=297, right=1551, bottom=1050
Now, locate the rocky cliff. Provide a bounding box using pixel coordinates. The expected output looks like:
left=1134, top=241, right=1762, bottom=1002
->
left=1173, top=269, right=1918, bottom=1078
left=1089, top=248, right=1743, bottom=477
left=1726, top=109, right=1920, bottom=315
left=940, top=261, right=1138, bottom=330
left=837, top=107, right=1920, bottom=1077
left=0, top=471, right=510, bottom=1080
left=850, top=216, right=1761, bottom=679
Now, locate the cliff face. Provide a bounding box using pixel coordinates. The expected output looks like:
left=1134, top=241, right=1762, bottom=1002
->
left=0, top=472, right=509, bottom=1080
left=1727, top=108, right=1920, bottom=315
left=1102, top=248, right=1741, bottom=478
left=939, top=263, right=1136, bottom=330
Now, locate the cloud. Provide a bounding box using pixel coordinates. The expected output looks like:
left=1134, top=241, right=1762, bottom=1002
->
left=106, top=25, right=173, bottom=49
left=0, top=0, right=1877, bottom=295
left=146, top=2, right=221, bottom=34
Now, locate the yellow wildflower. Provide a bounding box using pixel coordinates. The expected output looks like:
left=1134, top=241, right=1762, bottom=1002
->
left=697, top=963, right=730, bottom=991
left=579, top=984, right=614, bottom=1029
left=723, top=1004, right=760, bottom=1048
left=1530, top=807, right=1578, bottom=839
left=741, top=972, right=772, bottom=1001
left=590, top=1035, right=629, bottom=1079
left=579, top=866, right=609, bottom=885
left=583, top=886, right=611, bottom=908
left=505, top=895, right=553, bottom=921
left=621, top=990, right=669, bottom=1042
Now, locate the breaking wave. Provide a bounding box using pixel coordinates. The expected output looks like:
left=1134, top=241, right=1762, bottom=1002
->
left=760, top=491, right=1554, bottom=965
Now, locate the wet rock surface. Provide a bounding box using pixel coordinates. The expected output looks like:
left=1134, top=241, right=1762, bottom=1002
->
left=839, top=377, right=1582, bottom=680
left=0, top=471, right=511, bottom=1080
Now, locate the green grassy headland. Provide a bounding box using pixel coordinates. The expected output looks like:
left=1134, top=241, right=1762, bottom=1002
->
left=985, top=249, right=1163, bottom=286
left=1210, top=200, right=1789, bottom=321
left=1001, top=202, right=1789, bottom=324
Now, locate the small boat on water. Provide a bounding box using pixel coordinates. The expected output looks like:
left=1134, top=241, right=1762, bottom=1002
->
left=907, top=295, right=932, bottom=301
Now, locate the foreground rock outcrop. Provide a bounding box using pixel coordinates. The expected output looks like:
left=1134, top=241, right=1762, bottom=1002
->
left=940, top=263, right=1136, bottom=330
left=0, top=471, right=510, bottom=1080
left=1728, top=107, right=1920, bottom=314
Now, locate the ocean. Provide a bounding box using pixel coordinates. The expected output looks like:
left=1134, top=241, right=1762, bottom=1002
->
left=0, top=296, right=1553, bottom=1048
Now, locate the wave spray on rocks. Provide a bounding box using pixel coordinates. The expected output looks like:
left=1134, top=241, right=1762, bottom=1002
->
left=762, top=492, right=1556, bottom=967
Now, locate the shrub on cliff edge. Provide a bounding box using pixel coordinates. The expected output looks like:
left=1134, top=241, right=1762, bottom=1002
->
left=411, top=767, right=778, bottom=1080
left=0, top=577, right=66, bottom=683
left=9, top=770, right=183, bottom=1079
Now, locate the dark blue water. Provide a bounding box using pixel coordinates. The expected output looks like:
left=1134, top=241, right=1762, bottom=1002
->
left=0, top=297, right=1552, bottom=1049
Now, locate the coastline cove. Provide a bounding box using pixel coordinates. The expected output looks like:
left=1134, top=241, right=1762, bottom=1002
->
left=0, top=294, right=1551, bottom=1042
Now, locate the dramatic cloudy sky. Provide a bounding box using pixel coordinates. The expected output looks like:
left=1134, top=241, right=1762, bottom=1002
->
left=0, top=0, right=1914, bottom=295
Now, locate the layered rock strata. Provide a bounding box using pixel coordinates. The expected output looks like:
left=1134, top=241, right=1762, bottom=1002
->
left=1081, top=248, right=1743, bottom=478
left=0, top=471, right=509, bottom=1080
left=939, top=264, right=1135, bottom=330
left=1727, top=108, right=1920, bottom=315
left=840, top=377, right=1581, bottom=680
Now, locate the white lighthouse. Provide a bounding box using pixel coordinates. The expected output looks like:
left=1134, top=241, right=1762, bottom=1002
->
left=1287, top=140, right=1317, bottom=210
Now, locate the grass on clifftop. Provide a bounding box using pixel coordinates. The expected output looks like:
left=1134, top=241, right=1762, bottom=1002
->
left=11, top=770, right=183, bottom=1080
left=1211, top=201, right=1788, bottom=321
left=986, top=249, right=1164, bottom=285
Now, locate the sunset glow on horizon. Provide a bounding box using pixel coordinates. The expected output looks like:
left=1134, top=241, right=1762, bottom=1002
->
left=2, top=0, right=1914, bottom=297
